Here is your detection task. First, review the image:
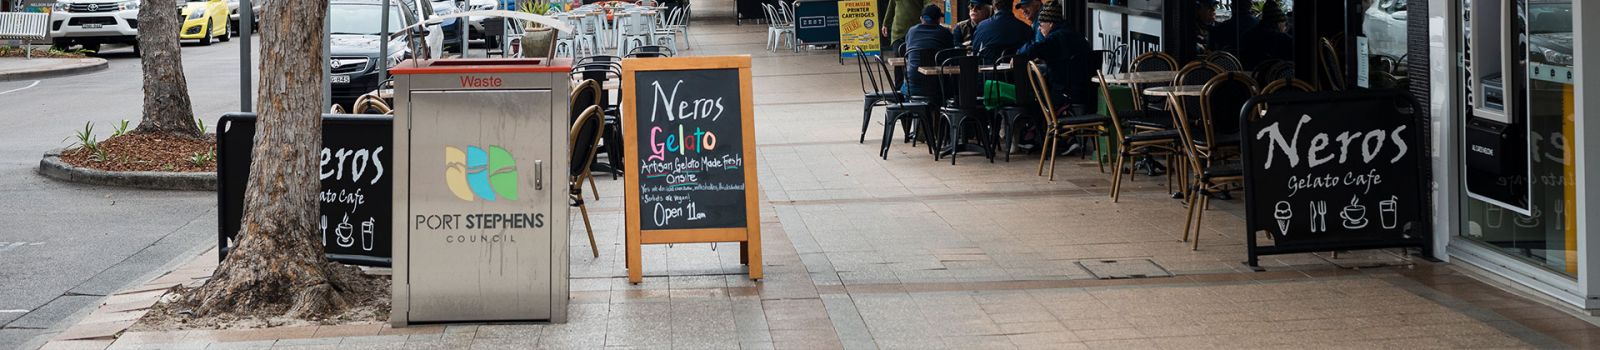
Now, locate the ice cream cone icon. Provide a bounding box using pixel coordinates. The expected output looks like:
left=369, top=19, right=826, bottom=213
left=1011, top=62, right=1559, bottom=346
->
left=1274, top=201, right=1293, bottom=235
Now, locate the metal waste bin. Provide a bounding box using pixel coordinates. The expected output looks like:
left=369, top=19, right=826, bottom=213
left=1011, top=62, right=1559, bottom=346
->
left=389, top=58, right=572, bottom=325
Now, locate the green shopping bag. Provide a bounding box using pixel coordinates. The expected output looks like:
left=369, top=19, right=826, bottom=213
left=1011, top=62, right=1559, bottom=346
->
left=983, top=80, right=1016, bottom=110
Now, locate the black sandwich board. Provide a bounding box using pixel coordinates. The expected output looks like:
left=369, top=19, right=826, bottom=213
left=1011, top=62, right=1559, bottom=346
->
left=1238, top=90, right=1432, bottom=267
left=217, top=113, right=393, bottom=267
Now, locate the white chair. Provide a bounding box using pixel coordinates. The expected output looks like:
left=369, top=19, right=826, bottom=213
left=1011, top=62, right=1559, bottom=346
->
left=615, top=11, right=653, bottom=56
left=653, top=6, right=687, bottom=51
left=762, top=4, right=794, bottom=51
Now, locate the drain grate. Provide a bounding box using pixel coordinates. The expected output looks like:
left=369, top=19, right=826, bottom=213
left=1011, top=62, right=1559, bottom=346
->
left=1076, top=259, right=1174, bottom=279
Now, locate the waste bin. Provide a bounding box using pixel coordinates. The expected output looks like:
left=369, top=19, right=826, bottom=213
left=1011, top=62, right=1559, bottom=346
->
left=389, top=58, right=572, bottom=325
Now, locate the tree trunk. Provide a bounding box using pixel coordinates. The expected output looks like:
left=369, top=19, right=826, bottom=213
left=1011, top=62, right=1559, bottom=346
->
left=185, top=0, right=342, bottom=318
left=134, top=0, right=199, bottom=137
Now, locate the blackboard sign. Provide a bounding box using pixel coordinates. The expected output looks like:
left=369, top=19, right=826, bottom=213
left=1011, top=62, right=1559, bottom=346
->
left=217, top=113, right=394, bottom=266
left=631, top=68, right=748, bottom=231
left=621, top=56, right=762, bottom=283
left=1238, top=90, right=1430, bottom=267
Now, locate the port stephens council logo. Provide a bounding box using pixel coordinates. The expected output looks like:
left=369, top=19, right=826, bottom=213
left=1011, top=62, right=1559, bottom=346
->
left=444, top=146, right=518, bottom=202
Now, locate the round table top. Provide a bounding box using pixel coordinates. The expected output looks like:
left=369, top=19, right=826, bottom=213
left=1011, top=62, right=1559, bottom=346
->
left=1094, top=71, right=1178, bottom=84
left=1143, top=85, right=1204, bottom=96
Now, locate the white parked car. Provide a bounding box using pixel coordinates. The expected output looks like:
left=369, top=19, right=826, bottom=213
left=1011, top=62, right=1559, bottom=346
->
left=47, top=0, right=141, bottom=52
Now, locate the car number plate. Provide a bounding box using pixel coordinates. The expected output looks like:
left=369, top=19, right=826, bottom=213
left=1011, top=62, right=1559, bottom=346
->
left=331, top=75, right=350, bottom=84
left=83, top=23, right=103, bottom=29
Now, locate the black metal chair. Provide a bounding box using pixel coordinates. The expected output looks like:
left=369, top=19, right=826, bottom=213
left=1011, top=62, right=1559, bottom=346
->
left=857, top=47, right=902, bottom=144
left=569, top=105, right=605, bottom=258
left=935, top=54, right=993, bottom=164
left=571, top=63, right=625, bottom=179
left=625, top=45, right=675, bottom=57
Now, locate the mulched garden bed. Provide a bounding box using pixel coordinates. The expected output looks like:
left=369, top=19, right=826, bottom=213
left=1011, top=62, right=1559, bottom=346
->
left=59, top=132, right=216, bottom=173
left=0, top=47, right=88, bottom=58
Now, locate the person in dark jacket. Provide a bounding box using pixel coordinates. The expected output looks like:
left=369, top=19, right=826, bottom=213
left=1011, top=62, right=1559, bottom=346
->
left=902, top=5, right=956, bottom=98
left=1239, top=0, right=1293, bottom=69
left=951, top=0, right=992, bottom=45
left=971, top=0, right=1031, bottom=63
left=1018, top=0, right=1093, bottom=110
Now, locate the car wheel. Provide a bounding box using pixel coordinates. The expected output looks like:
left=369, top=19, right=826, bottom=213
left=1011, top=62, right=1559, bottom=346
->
left=201, top=20, right=214, bottom=46
left=220, top=21, right=231, bottom=42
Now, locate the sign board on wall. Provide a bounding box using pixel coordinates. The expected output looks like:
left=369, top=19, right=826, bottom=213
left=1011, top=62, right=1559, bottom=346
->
left=217, top=113, right=394, bottom=266
left=793, top=0, right=840, bottom=45
left=621, top=56, right=762, bottom=284
left=837, top=0, right=880, bottom=58
left=1238, top=90, right=1431, bottom=267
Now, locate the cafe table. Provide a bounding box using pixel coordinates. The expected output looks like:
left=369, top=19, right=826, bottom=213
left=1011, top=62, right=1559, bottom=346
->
left=1142, top=85, right=1204, bottom=97
left=916, top=65, right=1005, bottom=75
left=1092, top=71, right=1178, bottom=84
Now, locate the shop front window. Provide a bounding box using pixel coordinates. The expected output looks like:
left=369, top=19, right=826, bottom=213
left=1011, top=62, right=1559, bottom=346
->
left=1460, top=0, right=1577, bottom=277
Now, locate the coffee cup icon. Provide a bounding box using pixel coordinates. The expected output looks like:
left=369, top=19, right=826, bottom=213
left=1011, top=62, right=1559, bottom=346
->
left=1340, top=196, right=1368, bottom=229
left=335, top=214, right=355, bottom=248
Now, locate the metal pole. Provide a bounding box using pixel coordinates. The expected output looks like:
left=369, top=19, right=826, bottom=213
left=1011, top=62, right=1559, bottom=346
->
left=459, top=0, right=468, bottom=58
left=380, top=0, right=390, bottom=83
left=239, top=0, right=253, bottom=112
left=323, top=1, right=332, bottom=109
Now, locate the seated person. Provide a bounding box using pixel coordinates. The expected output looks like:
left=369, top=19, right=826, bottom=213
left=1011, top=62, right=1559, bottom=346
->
left=902, top=5, right=956, bottom=99
left=1018, top=1, right=1093, bottom=112
left=1241, top=0, right=1293, bottom=69
left=951, top=0, right=992, bottom=45
left=971, top=0, right=1032, bottom=64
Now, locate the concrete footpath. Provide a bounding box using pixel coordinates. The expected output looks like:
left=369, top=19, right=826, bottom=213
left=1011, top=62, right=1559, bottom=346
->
left=39, top=8, right=1600, bottom=350
left=0, top=57, right=108, bottom=82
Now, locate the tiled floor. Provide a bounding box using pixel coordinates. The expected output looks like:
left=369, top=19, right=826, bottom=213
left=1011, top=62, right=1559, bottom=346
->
left=45, top=5, right=1600, bottom=350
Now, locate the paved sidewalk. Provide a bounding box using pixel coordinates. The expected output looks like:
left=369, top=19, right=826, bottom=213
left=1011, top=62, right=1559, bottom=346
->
left=41, top=7, right=1600, bottom=350
left=0, top=57, right=108, bottom=82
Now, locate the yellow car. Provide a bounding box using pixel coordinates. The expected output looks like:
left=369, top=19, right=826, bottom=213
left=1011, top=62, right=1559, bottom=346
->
left=179, top=0, right=230, bottom=45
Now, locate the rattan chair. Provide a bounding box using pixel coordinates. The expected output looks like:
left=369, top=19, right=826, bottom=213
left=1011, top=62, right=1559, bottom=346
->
left=1170, top=94, right=1242, bottom=250
left=1098, top=70, right=1178, bottom=202
left=1203, top=51, right=1243, bottom=72
left=1028, top=62, right=1109, bottom=180
left=570, top=105, right=605, bottom=258
left=1129, top=51, right=1178, bottom=112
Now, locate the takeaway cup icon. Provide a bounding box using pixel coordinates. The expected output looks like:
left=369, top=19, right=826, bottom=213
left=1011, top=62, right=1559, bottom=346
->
left=361, top=218, right=375, bottom=251
left=1379, top=196, right=1398, bottom=229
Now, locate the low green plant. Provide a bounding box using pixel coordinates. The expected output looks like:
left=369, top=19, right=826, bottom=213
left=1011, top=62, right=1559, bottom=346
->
left=66, top=121, right=108, bottom=161
left=195, top=118, right=209, bottom=135
left=189, top=149, right=216, bottom=167
left=110, top=119, right=131, bottom=138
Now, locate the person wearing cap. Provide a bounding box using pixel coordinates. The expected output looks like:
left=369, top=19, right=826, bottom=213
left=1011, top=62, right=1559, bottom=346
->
left=1240, top=0, right=1292, bottom=69
left=952, top=0, right=992, bottom=45
left=1019, top=0, right=1093, bottom=109
left=1190, top=0, right=1219, bottom=58
left=1015, top=0, right=1043, bottom=42
left=972, top=0, right=1032, bottom=64
left=902, top=5, right=956, bottom=99
left=882, top=0, right=937, bottom=53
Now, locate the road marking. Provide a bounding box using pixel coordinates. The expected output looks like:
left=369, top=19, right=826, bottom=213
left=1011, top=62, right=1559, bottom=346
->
left=0, top=242, right=42, bottom=252
left=0, top=80, right=40, bottom=95
left=0, top=310, right=27, bottom=313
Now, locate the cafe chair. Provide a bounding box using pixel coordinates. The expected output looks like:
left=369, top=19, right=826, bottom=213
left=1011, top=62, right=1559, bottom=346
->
left=1318, top=38, right=1346, bottom=91
left=625, top=45, right=675, bottom=58
left=1194, top=72, right=1258, bottom=165
left=570, top=105, right=606, bottom=258
left=570, top=79, right=604, bottom=199
left=1129, top=51, right=1178, bottom=112
left=1143, top=61, right=1221, bottom=134
left=352, top=92, right=392, bottom=115
left=1260, top=78, right=1316, bottom=95
left=615, top=12, right=655, bottom=56
left=1170, top=94, right=1243, bottom=251
left=1254, top=60, right=1298, bottom=88
left=1029, top=62, right=1109, bottom=180
left=1098, top=70, right=1179, bottom=202
left=761, top=3, right=795, bottom=52
left=1203, top=51, right=1243, bottom=72
left=653, top=6, right=688, bottom=51
left=992, top=55, right=1033, bottom=163
left=935, top=55, right=994, bottom=164
left=857, top=47, right=903, bottom=144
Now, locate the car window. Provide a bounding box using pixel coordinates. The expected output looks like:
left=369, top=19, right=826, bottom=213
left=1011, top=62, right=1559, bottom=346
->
left=1528, top=4, right=1572, bottom=34
left=330, top=4, right=408, bottom=35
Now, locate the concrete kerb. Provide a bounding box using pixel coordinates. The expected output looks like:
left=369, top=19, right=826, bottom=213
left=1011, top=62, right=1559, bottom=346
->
left=0, top=57, right=109, bottom=82
left=38, top=149, right=215, bottom=191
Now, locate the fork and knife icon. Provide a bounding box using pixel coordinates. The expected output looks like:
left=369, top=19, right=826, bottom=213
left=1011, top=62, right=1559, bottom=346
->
left=1308, top=201, right=1328, bottom=232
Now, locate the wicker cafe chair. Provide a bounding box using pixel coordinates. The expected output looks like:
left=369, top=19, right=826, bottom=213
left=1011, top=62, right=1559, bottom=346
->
left=1318, top=38, right=1346, bottom=91
left=1194, top=73, right=1257, bottom=164
left=352, top=92, right=393, bottom=115
left=1028, top=61, right=1109, bottom=180
left=1097, top=70, right=1179, bottom=202
left=1203, top=51, right=1243, bottom=72
left=570, top=79, right=604, bottom=199
left=1170, top=94, right=1242, bottom=250
left=1261, top=77, right=1316, bottom=95
left=858, top=47, right=903, bottom=144
left=1129, top=51, right=1178, bottom=112
left=570, top=105, right=606, bottom=258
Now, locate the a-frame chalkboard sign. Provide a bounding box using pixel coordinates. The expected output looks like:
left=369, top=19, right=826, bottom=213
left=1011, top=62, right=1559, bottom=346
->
left=620, top=56, right=762, bottom=283
left=1238, top=90, right=1433, bottom=268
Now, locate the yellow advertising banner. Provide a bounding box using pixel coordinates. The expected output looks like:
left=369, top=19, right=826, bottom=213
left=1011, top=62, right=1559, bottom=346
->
left=837, top=0, right=880, bottom=58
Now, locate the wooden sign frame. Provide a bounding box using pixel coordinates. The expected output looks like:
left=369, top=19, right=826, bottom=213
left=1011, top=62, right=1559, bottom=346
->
left=620, top=56, right=762, bottom=284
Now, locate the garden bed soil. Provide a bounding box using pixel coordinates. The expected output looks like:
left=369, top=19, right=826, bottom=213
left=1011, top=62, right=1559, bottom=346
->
left=59, top=133, right=216, bottom=173
left=0, top=47, right=88, bottom=58
left=129, top=263, right=390, bottom=331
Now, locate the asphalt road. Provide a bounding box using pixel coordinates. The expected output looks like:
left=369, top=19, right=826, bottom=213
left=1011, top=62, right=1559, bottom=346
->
left=0, top=38, right=259, bottom=349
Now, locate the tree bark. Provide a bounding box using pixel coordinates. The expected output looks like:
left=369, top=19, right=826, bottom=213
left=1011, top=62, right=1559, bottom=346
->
left=185, top=0, right=343, bottom=318
left=134, top=0, right=200, bottom=137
